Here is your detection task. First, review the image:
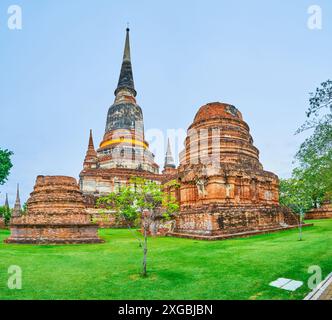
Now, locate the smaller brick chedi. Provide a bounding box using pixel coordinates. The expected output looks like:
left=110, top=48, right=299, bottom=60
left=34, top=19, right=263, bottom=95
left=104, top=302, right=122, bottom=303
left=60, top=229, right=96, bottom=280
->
left=6, top=176, right=102, bottom=244
left=167, top=102, right=298, bottom=239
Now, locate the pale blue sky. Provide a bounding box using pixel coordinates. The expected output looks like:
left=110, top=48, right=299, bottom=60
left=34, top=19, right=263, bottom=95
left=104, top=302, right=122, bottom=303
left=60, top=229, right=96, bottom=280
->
left=1, top=0, right=331, bottom=205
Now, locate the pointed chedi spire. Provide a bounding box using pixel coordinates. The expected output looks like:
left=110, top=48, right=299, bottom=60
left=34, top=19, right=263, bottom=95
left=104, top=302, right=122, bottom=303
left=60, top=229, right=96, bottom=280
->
left=12, top=184, right=22, bottom=218
left=164, top=139, right=176, bottom=169
left=4, top=193, right=9, bottom=209
left=88, top=129, right=96, bottom=154
left=84, top=130, right=98, bottom=169
left=114, top=27, right=136, bottom=98
left=123, top=27, right=131, bottom=62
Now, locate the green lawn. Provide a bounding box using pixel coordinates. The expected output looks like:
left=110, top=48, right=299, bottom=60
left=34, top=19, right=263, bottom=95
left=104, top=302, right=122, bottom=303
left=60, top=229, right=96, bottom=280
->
left=0, top=219, right=331, bottom=300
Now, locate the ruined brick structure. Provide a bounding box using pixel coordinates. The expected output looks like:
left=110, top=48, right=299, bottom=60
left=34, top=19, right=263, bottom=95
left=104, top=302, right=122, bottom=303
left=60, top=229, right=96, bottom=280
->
left=165, top=102, right=299, bottom=239
left=305, top=200, right=332, bottom=220
left=6, top=176, right=102, bottom=244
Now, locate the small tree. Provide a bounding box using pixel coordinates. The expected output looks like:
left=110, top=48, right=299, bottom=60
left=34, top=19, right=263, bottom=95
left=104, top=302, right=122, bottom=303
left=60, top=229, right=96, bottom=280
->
left=98, top=177, right=179, bottom=277
left=0, top=205, right=12, bottom=226
left=0, top=149, right=13, bottom=185
left=279, top=178, right=312, bottom=213
left=279, top=179, right=309, bottom=241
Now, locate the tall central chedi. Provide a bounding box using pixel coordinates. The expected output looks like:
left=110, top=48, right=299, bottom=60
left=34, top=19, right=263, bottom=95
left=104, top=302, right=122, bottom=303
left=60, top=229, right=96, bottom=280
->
left=80, top=29, right=160, bottom=203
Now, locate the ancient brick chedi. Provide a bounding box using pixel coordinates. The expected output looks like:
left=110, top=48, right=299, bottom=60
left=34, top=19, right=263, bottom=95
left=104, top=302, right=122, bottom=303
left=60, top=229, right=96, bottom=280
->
left=6, top=176, right=102, bottom=244
left=79, top=28, right=163, bottom=227
left=166, top=102, right=299, bottom=239
left=80, top=28, right=161, bottom=204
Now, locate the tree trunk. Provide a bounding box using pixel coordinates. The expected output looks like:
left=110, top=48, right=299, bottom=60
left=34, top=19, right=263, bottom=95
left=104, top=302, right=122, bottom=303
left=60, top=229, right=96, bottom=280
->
left=142, top=224, right=148, bottom=277
left=299, top=210, right=303, bottom=241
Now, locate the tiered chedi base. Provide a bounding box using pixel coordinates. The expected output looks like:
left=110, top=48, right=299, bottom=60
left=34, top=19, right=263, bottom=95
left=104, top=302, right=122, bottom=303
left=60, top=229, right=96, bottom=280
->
left=5, top=176, right=103, bottom=244
left=169, top=204, right=300, bottom=240
left=305, top=201, right=332, bottom=220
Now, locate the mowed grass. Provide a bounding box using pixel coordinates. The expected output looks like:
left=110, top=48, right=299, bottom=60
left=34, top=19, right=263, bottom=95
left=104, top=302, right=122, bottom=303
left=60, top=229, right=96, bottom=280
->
left=0, top=219, right=331, bottom=300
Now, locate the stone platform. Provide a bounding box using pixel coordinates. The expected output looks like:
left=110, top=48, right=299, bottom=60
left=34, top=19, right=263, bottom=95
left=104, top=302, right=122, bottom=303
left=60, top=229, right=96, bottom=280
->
left=170, top=204, right=299, bottom=239
left=168, top=223, right=313, bottom=241
left=5, top=224, right=101, bottom=244
left=5, top=176, right=103, bottom=244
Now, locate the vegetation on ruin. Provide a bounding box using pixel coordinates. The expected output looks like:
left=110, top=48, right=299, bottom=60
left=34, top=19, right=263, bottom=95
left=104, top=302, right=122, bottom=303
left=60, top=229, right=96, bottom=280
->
left=0, top=219, right=331, bottom=300
left=97, top=177, right=179, bottom=277
left=0, top=149, right=13, bottom=186
left=280, top=80, right=332, bottom=213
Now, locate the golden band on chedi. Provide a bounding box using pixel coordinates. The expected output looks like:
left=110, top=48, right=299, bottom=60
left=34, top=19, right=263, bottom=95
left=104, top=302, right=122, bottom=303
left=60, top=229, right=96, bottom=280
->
left=100, top=138, right=148, bottom=149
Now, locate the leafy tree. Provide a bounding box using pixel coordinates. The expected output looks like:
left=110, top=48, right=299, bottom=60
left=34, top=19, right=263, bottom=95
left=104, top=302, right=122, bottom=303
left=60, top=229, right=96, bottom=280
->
left=0, top=205, right=12, bottom=226
left=294, top=156, right=331, bottom=207
left=296, top=121, right=332, bottom=162
left=292, top=80, right=332, bottom=208
left=279, top=179, right=312, bottom=214
left=297, top=79, right=332, bottom=133
left=279, top=155, right=331, bottom=215
left=279, top=178, right=311, bottom=241
left=22, top=202, right=28, bottom=214
left=0, top=206, right=5, bottom=218
left=0, top=149, right=13, bottom=185
left=98, top=177, right=179, bottom=277
left=279, top=80, right=332, bottom=239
